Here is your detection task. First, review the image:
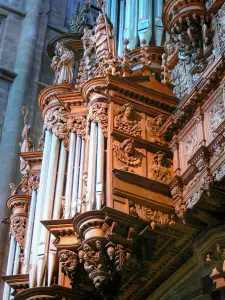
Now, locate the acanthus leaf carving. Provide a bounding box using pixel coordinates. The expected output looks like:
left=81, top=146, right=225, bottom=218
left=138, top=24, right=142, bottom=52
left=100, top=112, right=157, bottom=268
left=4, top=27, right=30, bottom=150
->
left=58, top=250, right=78, bottom=284
left=114, top=103, right=142, bottom=137
left=89, top=102, right=108, bottom=137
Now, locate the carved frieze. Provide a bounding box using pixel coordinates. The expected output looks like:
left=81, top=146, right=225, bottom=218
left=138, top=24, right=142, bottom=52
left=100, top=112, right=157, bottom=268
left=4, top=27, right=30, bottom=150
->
left=130, top=203, right=175, bottom=230
left=209, top=98, right=225, bottom=138
left=67, top=116, right=87, bottom=138
left=114, top=103, right=142, bottom=137
left=113, top=139, right=143, bottom=173
left=149, top=151, right=171, bottom=184
left=89, top=102, right=108, bottom=137
left=146, top=115, right=168, bottom=145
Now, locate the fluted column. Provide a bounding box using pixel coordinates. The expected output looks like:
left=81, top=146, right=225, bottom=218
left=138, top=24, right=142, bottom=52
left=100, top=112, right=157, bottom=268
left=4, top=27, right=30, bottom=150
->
left=124, top=0, right=138, bottom=50
left=22, top=189, right=37, bottom=274
left=64, top=132, right=76, bottom=219
left=48, top=141, right=67, bottom=286
left=86, top=122, right=98, bottom=211
left=29, top=130, right=52, bottom=288
left=138, top=0, right=152, bottom=45
left=37, top=134, right=60, bottom=287
left=2, top=235, right=16, bottom=300
left=71, top=136, right=81, bottom=216
left=96, top=126, right=105, bottom=210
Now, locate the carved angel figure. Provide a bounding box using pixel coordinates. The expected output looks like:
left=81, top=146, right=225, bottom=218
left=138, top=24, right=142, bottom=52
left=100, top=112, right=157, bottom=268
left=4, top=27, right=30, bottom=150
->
left=149, top=151, right=171, bottom=184
left=114, top=103, right=142, bottom=137
left=113, top=139, right=143, bottom=172
left=51, top=40, right=74, bottom=85
left=146, top=115, right=168, bottom=145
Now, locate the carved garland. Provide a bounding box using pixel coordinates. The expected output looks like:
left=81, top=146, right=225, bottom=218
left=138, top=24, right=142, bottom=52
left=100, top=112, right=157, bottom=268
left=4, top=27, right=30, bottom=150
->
left=89, top=102, right=108, bottom=137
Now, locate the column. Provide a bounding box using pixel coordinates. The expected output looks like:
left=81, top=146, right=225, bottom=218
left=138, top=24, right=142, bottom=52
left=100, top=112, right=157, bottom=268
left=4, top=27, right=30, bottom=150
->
left=138, top=0, right=152, bottom=45
left=0, top=0, right=43, bottom=281
left=96, top=126, right=105, bottom=210
left=48, top=141, right=67, bottom=286
left=22, top=189, right=37, bottom=274
left=37, top=134, right=60, bottom=287
left=124, top=0, right=139, bottom=50
left=86, top=122, right=98, bottom=211
left=2, top=236, right=16, bottom=300
left=64, top=132, right=76, bottom=219
left=71, top=136, right=81, bottom=216
left=12, top=243, right=20, bottom=275
left=77, top=139, right=86, bottom=213
left=29, top=130, right=52, bottom=288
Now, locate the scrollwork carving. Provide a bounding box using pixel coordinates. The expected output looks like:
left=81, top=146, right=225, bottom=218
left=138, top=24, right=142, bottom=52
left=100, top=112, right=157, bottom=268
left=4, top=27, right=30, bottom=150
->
left=58, top=250, right=78, bottom=283
left=114, top=103, right=141, bottom=137
left=209, top=98, right=225, bottom=138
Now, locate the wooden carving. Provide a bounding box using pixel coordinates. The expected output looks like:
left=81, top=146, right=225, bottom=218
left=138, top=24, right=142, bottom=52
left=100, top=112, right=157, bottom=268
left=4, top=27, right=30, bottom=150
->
left=114, top=103, right=141, bottom=137
left=149, top=151, right=171, bottom=184
left=89, top=102, right=108, bottom=137
left=113, top=139, right=143, bottom=172
left=67, top=116, right=87, bottom=138
left=146, top=115, right=168, bottom=145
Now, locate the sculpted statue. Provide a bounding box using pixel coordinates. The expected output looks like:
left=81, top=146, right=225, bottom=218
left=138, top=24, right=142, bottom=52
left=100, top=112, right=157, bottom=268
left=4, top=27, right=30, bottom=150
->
left=20, top=107, right=34, bottom=175
left=113, top=139, right=143, bottom=172
left=51, top=40, right=74, bottom=85
left=149, top=151, right=171, bottom=184
left=114, top=103, right=142, bottom=137
left=94, top=12, right=115, bottom=61
left=146, top=115, right=168, bottom=145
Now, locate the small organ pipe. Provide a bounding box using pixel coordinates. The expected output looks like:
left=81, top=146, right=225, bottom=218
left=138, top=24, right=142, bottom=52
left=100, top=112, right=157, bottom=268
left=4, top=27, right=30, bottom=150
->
left=71, top=136, right=81, bottom=216
left=96, top=126, right=105, bottom=210
left=77, top=139, right=86, bottom=213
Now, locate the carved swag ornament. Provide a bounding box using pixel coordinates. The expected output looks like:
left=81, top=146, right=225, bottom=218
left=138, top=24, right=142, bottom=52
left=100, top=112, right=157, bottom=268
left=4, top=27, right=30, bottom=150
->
left=113, top=139, right=143, bottom=173
left=114, top=103, right=142, bottom=137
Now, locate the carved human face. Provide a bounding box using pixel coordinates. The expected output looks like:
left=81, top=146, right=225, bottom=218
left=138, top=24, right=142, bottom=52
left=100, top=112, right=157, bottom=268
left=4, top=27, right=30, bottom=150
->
left=157, top=153, right=165, bottom=166
left=124, top=106, right=133, bottom=118
left=124, top=142, right=135, bottom=156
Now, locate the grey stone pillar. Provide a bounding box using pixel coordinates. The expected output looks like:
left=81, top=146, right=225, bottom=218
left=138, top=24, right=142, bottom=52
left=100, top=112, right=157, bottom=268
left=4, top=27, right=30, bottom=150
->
left=0, top=0, right=44, bottom=289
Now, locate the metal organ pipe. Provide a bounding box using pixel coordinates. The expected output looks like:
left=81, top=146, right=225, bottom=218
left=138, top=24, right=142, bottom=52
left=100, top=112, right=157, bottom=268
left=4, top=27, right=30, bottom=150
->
left=138, top=0, right=152, bottom=45
left=124, top=0, right=138, bottom=50
left=118, top=0, right=125, bottom=57
left=96, top=126, right=105, bottom=210
left=12, top=242, right=20, bottom=275
left=86, top=121, right=98, bottom=211
left=37, top=134, right=60, bottom=287
left=71, top=136, right=81, bottom=216
left=77, top=139, right=86, bottom=213
left=29, top=130, right=52, bottom=288
left=64, top=132, right=76, bottom=219
left=22, top=189, right=37, bottom=274
left=154, top=0, right=164, bottom=46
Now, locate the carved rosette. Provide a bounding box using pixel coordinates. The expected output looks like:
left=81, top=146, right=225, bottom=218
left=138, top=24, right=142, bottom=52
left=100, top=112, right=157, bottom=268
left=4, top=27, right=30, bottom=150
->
left=89, top=102, right=108, bottom=137
left=44, top=106, right=69, bottom=146
left=7, top=194, right=30, bottom=248
left=130, top=203, right=175, bottom=230
left=67, top=115, right=87, bottom=138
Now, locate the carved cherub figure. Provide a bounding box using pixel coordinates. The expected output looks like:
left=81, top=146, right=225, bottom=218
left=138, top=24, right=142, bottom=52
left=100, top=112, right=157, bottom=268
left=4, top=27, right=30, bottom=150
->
left=149, top=151, right=171, bottom=184
left=146, top=115, right=168, bottom=145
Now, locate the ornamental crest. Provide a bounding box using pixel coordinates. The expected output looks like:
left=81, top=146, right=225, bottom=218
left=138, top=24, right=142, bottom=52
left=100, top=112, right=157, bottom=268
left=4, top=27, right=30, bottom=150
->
left=114, top=103, right=142, bottom=137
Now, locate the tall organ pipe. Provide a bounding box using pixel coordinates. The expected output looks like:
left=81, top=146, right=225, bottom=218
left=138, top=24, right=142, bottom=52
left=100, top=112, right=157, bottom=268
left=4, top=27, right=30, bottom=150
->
left=48, top=141, right=67, bottom=286
left=96, top=126, right=105, bottom=210
left=77, top=139, right=86, bottom=213
left=37, top=134, right=60, bottom=287
left=124, top=0, right=138, bottom=50
left=118, top=0, right=125, bottom=57
left=12, top=243, right=20, bottom=275
left=71, top=136, right=81, bottom=216
left=86, top=121, right=97, bottom=211
left=29, top=130, right=52, bottom=288
left=154, top=0, right=164, bottom=46
left=22, top=189, right=37, bottom=274
left=3, top=235, right=16, bottom=300
left=64, top=132, right=76, bottom=218
left=138, top=0, right=152, bottom=45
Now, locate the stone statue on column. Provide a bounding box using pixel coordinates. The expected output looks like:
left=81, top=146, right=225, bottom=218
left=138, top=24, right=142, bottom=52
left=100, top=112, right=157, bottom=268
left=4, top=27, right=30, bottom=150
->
left=51, top=40, right=74, bottom=85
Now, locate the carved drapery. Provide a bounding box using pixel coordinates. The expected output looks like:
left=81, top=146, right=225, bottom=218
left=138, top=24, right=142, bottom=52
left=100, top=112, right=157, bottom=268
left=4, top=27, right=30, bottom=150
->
left=89, top=102, right=108, bottom=137
left=114, top=103, right=142, bottom=137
